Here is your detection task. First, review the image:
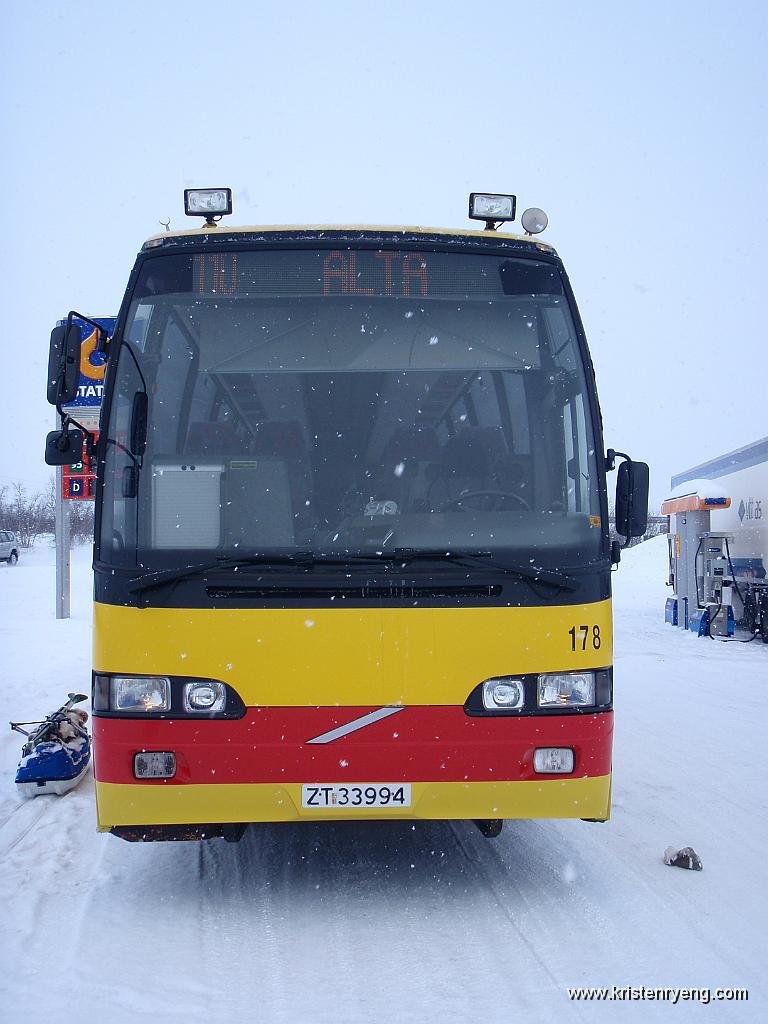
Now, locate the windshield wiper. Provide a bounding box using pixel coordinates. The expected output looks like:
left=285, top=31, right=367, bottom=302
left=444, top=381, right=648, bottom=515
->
left=128, top=549, right=577, bottom=595
left=375, top=549, right=579, bottom=590
left=128, top=553, right=319, bottom=594
left=129, top=551, right=417, bottom=594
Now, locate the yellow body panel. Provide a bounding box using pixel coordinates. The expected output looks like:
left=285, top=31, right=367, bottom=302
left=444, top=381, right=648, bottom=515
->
left=95, top=776, right=611, bottom=828
left=93, top=599, right=613, bottom=707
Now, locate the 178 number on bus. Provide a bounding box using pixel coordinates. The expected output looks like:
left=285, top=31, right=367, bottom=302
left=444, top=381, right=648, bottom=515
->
left=568, top=625, right=601, bottom=651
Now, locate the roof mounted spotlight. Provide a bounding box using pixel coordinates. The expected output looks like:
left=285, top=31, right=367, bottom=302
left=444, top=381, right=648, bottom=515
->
left=183, top=188, right=233, bottom=228
left=468, top=193, right=516, bottom=231
left=521, top=207, right=549, bottom=235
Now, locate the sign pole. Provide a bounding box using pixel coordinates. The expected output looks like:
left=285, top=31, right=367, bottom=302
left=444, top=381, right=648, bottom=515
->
left=55, top=411, right=71, bottom=619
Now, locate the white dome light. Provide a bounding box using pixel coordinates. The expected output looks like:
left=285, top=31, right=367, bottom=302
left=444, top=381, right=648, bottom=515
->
left=521, top=207, right=549, bottom=234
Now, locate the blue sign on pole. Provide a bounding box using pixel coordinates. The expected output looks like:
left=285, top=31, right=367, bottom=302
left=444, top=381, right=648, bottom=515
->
left=58, top=315, right=116, bottom=409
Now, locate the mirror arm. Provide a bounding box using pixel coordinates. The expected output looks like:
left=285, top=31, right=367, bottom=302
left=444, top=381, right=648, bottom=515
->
left=605, top=448, right=630, bottom=472
left=57, top=408, right=97, bottom=458
left=66, top=309, right=110, bottom=354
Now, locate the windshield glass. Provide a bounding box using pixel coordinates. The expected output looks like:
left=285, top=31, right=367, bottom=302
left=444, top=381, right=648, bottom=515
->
left=100, top=248, right=603, bottom=568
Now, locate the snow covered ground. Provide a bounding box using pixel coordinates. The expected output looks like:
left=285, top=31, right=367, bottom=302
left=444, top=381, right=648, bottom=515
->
left=0, top=538, right=765, bottom=1022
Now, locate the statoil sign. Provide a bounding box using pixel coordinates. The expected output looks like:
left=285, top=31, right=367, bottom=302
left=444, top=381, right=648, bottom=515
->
left=58, top=315, right=115, bottom=408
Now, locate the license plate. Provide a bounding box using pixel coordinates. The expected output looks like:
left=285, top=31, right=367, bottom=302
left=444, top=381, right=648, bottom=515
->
left=301, top=783, right=411, bottom=809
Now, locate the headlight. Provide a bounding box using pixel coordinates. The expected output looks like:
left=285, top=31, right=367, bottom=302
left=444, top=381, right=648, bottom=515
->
left=93, top=673, right=245, bottom=718
left=482, top=677, right=525, bottom=710
left=184, top=681, right=226, bottom=713
left=110, top=676, right=171, bottom=712
left=537, top=671, right=595, bottom=708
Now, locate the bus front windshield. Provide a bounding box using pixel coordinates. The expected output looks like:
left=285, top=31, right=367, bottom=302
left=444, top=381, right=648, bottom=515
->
left=100, top=248, right=604, bottom=569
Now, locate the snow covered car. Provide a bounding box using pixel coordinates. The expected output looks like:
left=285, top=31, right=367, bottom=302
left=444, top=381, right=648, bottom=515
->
left=0, top=530, right=20, bottom=564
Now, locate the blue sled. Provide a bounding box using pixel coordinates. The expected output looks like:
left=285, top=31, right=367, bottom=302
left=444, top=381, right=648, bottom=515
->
left=11, top=693, right=91, bottom=798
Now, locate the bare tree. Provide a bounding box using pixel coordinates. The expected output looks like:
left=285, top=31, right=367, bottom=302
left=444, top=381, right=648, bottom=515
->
left=0, top=477, right=93, bottom=548
left=6, top=482, right=45, bottom=548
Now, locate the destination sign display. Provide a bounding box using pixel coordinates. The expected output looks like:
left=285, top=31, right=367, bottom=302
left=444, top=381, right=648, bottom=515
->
left=193, top=251, right=432, bottom=298
left=136, top=251, right=563, bottom=302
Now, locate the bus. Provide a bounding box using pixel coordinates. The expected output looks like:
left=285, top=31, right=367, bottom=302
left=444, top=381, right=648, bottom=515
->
left=45, top=190, right=649, bottom=841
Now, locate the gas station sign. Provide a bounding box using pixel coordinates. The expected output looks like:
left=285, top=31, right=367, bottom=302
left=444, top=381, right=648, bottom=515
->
left=62, top=428, right=99, bottom=499
left=62, top=315, right=113, bottom=407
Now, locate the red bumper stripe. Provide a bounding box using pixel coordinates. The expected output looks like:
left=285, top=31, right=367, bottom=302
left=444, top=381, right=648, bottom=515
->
left=93, top=706, right=613, bottom=786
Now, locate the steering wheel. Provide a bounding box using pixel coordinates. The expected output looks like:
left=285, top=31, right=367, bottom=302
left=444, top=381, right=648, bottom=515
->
left=438, top=490, right=530, bottom=512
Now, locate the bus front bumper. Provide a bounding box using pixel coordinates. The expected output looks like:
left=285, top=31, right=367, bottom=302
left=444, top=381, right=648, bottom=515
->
left=93, top=707, right=612, bottom=830
left=96, top=775, right=611, bottom=833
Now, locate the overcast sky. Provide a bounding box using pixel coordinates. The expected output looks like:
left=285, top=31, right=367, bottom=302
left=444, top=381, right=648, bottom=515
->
left=2, top=0, right=766, bottom=506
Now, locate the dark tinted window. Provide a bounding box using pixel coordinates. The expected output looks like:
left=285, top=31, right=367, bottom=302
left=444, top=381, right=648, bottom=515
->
left=101, top=250, right=602, bottom=566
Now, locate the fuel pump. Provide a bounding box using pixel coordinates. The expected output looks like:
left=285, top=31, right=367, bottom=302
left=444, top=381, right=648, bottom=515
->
left=695, top=533, right=735, bottom=637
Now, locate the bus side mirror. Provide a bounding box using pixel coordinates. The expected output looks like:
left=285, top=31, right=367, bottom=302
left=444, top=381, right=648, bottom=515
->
left=45, top=427, right=84, bottom=466
left=615, top=459, right=649, bottom=542
left=47, top=323, right=82, bottom=406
